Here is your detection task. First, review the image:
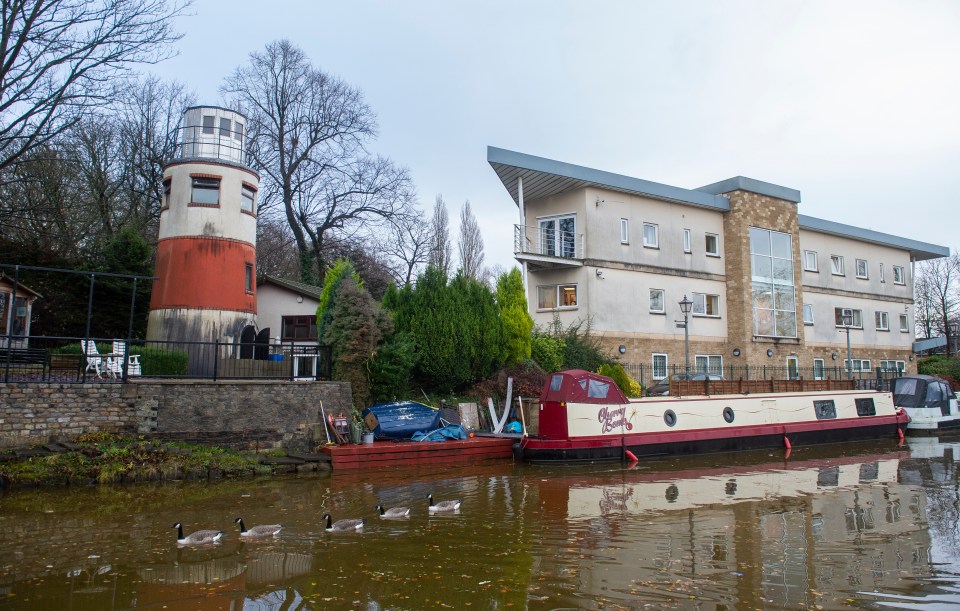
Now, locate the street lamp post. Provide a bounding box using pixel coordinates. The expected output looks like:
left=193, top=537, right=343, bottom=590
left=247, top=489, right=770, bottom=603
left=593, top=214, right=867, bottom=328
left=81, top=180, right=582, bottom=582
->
left=841, top=309, right=854, bottom=381
left=679, top=295, right=693, bottom=377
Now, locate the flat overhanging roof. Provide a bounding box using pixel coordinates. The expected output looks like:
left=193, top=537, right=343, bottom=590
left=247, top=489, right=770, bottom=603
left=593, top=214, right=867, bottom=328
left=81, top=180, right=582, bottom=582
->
left=488, top=146, right=949, bottom=261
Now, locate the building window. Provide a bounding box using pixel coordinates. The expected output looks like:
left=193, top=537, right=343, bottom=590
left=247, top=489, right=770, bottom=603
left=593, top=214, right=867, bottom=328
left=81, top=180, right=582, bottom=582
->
left=649, top=288, right=665, bottom=313
left=234, top=122, right=243, bottom=141
left=879, top=263, right=885, bottom=283
left=0, top=294, right=27, bottom=336
left=191, top=177, right=220, bottom=206
left=900, top=313, right=909, bottom=332
left=835, top=308, right=863, bottom=329
left=803, top=250, right=818, bottom=272
left=880, top=360, right=906, bottom=373
left=620, top=219, right=629, bottom=244
left=705, top=233, right=719, bottom=257
left=750, top=227, right=797, bottom=338
left=844, top=359, right=871, bottom=373
left=241, top=184, right=256, bottom=214
left=683, top=229, right=691, bottom=253
left=244, top=263, right=253, bottom=293
left=537, top=284, right=577, bottom=310
left=875, top=311, right=889, bottom=331
left=893, top=265, right=905, bottom=285
left=202, top=115, right=215, bottom=134
left=538, top=215, right=577, bottom=258
left=856, top=259, right=868, bottom=279
left=692, top=293, right=720, bottom=317
left=802, top=303, right=814, bottom=325
left=813, top=358, right=825, bottom=380
left=643, top=223, right=659, bottom=248
left=281, top=315, right=317, bottom=340
left=219, top=117, right=232, bottom=138
left=694, top=354, right=722, bottom=375
left=830, top=255, right=845, bottom=276
left=652, top=353, right=668, bottom=380
left=162, top=178, right=171, bottom=208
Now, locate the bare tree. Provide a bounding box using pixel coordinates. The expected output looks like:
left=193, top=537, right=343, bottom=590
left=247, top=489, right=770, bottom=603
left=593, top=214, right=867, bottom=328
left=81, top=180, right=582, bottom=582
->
left=222, top=40, right=414, bottom=284
left=0, top=0, right=188, bottom=174
left=458, top=200, right=485, bottom=280
left=381, top=210, right=432, bottom=287
left=256, top=217, right=301, bottom=279
left=428, top=194, right=452, bottom=277
left=914, top=253, right=960, bottom=356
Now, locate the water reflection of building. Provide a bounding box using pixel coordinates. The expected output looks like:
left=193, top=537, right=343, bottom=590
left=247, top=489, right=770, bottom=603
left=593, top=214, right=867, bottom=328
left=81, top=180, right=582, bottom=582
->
left=536, top=450, right=933, bottom=609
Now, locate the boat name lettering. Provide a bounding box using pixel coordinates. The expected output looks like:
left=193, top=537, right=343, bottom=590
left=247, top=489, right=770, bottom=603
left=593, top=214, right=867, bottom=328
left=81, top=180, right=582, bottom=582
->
left=598, top=406, right=633, bottom=433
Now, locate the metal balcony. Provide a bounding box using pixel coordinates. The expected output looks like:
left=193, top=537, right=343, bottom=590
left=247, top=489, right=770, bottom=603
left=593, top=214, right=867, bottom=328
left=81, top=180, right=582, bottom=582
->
left=513, top=224, right=584, bottom=270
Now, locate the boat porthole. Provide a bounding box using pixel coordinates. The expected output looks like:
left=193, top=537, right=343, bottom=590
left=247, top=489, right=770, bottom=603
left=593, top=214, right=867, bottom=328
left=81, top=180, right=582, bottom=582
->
left=663, top=409, right=677, bottom=427
left=723, top=407, right=735, bottom=423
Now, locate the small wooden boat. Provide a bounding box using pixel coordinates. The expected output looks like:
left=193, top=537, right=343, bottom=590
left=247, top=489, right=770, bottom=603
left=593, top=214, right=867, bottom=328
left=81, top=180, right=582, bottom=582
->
left=361, top=400, right=440, bottom=439
left=892, top=374, right=960, bottom=434
left=518, top=369, right=909, bottom=463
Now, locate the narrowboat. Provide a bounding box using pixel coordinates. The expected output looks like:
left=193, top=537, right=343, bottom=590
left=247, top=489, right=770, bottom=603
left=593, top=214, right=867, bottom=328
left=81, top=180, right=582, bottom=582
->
left=518, top=369, right=909, bottom=463
left=892, top=374, right=960, bottom=434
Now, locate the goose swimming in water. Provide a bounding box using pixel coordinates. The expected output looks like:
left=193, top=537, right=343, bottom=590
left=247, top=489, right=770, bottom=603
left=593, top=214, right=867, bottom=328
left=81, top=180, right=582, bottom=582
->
left=376, top=504, right=411, bottom=519
left=235, top=517, right=283, bottom=538
left=171, top=522, right=223, bottom=545
left=426, top=494, right=461, bottom=513
left=323, top=513, right=364, bottom=532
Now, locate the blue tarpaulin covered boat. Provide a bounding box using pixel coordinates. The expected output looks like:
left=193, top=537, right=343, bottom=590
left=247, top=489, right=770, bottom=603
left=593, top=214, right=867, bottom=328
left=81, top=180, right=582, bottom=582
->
left=362, top=401, right=441, bottom=439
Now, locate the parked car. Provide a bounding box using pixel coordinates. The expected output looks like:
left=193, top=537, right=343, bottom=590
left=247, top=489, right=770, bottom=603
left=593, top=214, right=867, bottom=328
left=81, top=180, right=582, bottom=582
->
left=646, top=372, right=725, bottom=397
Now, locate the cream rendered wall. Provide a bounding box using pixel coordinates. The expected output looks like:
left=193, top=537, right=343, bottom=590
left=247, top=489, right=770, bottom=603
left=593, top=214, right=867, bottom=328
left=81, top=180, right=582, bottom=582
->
left=582, top=187, right=725, bottom=276
left=256, top=283, right=319, bottom=343
left=799, top=230, right=913, bottom=296
left=159, top=161, right=258, bottom=243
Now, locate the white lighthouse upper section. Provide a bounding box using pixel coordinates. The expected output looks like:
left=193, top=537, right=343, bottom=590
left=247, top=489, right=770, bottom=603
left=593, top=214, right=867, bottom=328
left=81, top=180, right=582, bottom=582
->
left=179, top=106, right=248, bottom=165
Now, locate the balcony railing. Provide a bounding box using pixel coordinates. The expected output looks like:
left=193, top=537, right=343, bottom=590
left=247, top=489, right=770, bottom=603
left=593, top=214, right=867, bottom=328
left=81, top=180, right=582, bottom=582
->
left=513, top=224, right=584, bottom=261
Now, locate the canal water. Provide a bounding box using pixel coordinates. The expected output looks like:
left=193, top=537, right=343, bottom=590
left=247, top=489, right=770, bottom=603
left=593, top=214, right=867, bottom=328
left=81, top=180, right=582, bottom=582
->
left=2, top=437, right=960, bottom=610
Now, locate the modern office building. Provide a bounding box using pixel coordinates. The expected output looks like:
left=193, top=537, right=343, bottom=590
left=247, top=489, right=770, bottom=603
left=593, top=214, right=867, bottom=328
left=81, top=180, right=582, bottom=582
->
left=488, top=146, right=949, bottom=382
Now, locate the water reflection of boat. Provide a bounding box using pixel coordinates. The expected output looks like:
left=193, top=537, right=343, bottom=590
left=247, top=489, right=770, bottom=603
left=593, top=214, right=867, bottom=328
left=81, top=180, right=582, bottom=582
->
left=537, top=446, right=909, bottom=518
left=520, top=369, right=908, bottom=462
left=136, top=558, right=245, bottom=610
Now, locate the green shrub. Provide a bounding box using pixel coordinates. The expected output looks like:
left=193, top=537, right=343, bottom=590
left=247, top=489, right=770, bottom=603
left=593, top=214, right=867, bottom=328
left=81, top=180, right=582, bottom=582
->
left=597, top=363, right=644, bottom=397
left=531, top=334, right=564, bottom=373
left=138, top=346, right=188, bottom=375
left=918, top=355, right=960, bottom=389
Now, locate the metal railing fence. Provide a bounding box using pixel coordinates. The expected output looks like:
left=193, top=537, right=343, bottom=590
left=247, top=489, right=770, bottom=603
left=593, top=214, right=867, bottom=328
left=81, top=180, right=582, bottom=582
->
left=0, top=335, right=331, bottom=384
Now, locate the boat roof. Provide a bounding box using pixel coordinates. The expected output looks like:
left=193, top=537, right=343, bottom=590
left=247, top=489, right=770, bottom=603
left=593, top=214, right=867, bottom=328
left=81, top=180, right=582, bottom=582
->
left=541, top=370, right=629, bottom=405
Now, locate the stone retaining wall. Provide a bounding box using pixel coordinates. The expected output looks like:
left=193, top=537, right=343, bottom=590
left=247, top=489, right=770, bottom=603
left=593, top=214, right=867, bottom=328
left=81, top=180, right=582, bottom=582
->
left=0, top=379, right=353, bottom=450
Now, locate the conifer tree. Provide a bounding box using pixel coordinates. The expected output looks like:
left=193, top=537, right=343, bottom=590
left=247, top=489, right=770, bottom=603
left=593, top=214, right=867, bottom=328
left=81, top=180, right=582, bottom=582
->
left=496, top=268, right=533, bottom=365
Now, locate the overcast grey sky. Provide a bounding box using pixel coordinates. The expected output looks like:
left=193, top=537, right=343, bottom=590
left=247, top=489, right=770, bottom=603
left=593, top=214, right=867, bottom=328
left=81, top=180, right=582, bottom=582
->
left=151, top=0, right=959, bottom=273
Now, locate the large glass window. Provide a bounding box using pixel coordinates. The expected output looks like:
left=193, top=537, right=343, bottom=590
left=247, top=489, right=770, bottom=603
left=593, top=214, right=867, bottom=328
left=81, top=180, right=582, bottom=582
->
left=219, top=117, right=232, bottom=138
left=750, top=227, right=797, bottom=337
left=538, top=215, right=577, bottom=258
left=202, top=115, right=215, bottom=134
left=537, top=284, right=577, bottom=310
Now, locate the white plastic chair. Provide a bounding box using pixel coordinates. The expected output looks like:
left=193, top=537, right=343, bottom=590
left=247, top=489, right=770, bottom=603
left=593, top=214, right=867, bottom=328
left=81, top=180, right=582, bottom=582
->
left=82, top=341, right=103, bottom=377
left=111, top=340, right=142, bottom=377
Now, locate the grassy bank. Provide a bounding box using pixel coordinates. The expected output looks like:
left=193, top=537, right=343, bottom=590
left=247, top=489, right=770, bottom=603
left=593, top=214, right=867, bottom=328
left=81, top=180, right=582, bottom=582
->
left=0, top=433, right=283, bottom=488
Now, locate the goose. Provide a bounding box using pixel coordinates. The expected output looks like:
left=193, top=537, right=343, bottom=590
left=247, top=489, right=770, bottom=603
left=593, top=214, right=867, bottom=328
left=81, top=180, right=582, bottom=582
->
left=235, top=517, right=283, bottom=538
left=323, top=513, right=364, bottom=532
left=426, top=494, right=461, bottom=513
left=171, top=522, right=223, bottom=545
left=376, top=504, right=411, bottom=519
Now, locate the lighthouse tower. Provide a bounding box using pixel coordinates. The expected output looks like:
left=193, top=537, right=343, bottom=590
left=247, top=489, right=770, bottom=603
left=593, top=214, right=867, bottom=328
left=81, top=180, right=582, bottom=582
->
left=147, top=106, right=259, bottom=348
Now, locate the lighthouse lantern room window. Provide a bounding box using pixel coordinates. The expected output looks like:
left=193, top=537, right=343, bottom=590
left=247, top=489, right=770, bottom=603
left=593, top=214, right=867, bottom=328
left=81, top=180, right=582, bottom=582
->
left=191, top=177, right=220, bottom=206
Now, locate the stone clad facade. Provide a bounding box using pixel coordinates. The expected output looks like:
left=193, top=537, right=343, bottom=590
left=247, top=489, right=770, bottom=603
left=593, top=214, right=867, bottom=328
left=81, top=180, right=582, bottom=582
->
left=488, top=147, right=949, bottom=384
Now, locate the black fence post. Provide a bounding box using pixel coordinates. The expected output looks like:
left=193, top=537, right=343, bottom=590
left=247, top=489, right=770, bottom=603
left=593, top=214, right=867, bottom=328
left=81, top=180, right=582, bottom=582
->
left=213, top=339, right=219, bottom=381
